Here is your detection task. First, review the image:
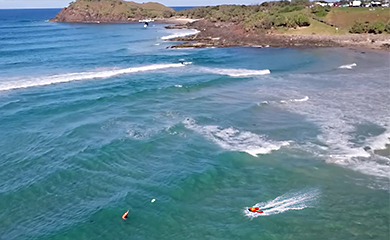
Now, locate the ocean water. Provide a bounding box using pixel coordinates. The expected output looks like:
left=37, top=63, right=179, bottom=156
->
left=171, top=6, right=195, bottom=11
left=0, top=9, right=389, bottom=240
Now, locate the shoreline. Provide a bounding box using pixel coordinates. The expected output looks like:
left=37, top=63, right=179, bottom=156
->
left=49, top=17, right=390, bottom=51
left=49, top=17, right=197, bottom=25
left=165, top=20, right=390, bottom=51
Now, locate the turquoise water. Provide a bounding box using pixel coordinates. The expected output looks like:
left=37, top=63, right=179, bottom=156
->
left=0, top=9, right=389, bottom=240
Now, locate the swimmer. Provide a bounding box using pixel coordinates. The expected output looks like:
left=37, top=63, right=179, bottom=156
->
left=122, top=210, right=129, bottom=220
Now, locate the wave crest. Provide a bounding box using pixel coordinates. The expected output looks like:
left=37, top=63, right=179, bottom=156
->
left=280, top=96, right=309, bottom=103
left=339, top=63, right=357, bottom=69
left=161, top=29, right=200, bottom=40
left=183, top=118, right=290, bottom=156
left=0, top=63, right=185, bottom=91
left=202, top=67, right=271, bottom=77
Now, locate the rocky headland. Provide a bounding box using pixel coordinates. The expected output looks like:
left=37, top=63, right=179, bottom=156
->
left=49, top=0, right=175, bottom=23
left=50, top=0, right=390, bottom=50
left=167, top=20, right=390, bottom=50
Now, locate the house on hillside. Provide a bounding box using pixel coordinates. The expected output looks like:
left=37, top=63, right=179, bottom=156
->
left=370, top=1, right=382, bottom=6
left=313, top=1, right=334, bottom=6
left=350, top=0, right=362, bottom=6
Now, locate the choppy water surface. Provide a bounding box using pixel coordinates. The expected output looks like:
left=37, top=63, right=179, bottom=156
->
left=0, top=9, right=389, bottom=240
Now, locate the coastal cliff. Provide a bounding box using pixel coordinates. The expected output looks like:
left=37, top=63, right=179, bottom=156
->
left=50, top=0, right=174, bottom=23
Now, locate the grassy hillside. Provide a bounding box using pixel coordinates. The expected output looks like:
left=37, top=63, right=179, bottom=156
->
left=69, top=0, right=174, bottom=17
left=176, top=2, right=390, bottom=35
left=326, top=7, right=390, bottom=29
left=52, top=0, right=175, bottom=22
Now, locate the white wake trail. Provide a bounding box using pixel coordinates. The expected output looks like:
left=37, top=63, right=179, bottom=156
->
left=244, top=188, right=320, bottom=218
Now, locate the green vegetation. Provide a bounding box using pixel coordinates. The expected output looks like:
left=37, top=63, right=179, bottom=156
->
left=176, top=1, right=312, bottom=31
left=326, top=7, right=390, bottom=29
left=66, top=0, right=174, bottom=19
left=349, top=21, right=389, bottom=34
left=285, top=17, right=345, bottom=35
left=60, top=0, right=390, bottom=35
left=310, top=5, right=331, bottom=17
left=176, top=1, right=389, bottom=34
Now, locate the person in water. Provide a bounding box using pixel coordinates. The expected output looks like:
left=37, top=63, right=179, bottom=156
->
left=122, top=210, right=129, bottom=220
left=248, top=207, right=263, bottom=213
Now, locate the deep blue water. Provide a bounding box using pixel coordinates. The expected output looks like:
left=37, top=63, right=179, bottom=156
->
left=171, top=6, right=195, bottom=11
left=0, top=8, right=389, bottom=240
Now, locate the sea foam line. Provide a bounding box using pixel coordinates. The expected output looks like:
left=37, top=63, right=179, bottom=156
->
left=280, top=96, right=309, bottom=103
left=0, top=63, right=185, bottom=91
left=183, top=118, right=290, bottom=156
left=339, top=63, right=357, bottom=69
left=244, top=188, right=320, bottom=218
left=161, top=29, right=200, bottom=40
left=201, top=67, right=271, bottom=77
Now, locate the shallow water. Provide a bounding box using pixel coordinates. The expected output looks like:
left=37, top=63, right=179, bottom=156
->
left=0, top=9, right=389, bottom=240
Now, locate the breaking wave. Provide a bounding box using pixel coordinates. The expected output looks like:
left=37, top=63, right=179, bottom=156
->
left=276, top=70, right=390, bottom=180
left=244, top=188, right=320, bottom=218
left=339, top=63, right=357, bottom=69
left=201, top=67, right=271, bottom=77
left=280, top=96, right=309, bottom=103
left=183, top=118, right=290, bottom=156
left=161, top=29, right=200, bottom=40
left=0, top=63, right=185, bottom=91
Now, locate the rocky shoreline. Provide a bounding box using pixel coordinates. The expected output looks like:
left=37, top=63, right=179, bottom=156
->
left=166, top=20, right=390, bottom=51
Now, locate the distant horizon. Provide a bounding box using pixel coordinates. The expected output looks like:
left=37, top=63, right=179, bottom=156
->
left=0, top=1, right=257, bottom=9
left=0, top=7, right=199, bottom=10
left=0, top=6, right=198, bottom=10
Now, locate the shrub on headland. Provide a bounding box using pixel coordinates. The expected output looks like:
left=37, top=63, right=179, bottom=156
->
left=369, top=21, right=386, bottom=34
left=386, top=21, right=390, bottom=33
left=349, top=21, right=389, bottom=34
left=177, top=2, right=311, bottom=31
left=310, top=5, right=331, bottom=18
left=293, top=13, right=310, bottom=27
left=349, top=21, right=369, bottom=34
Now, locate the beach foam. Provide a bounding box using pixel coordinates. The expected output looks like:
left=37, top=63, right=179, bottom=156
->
left=183, top=118, right=290, bottom=156
left=244, top=188, right=320, bottom=218
left=280, top=96, right=309, bottom=103
left=161, top=29, right=200, bottom=40
left=0, top=63, right=185, bottom=91
left=339, top=63, right=357, bottom=69
left=201, top=67, right=271, bottom=77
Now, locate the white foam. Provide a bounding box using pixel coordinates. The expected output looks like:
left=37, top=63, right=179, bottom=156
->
left=161, top=29, right=200, bottom=40
left=327, top=155, right=390, bottom=179
left=275, top=69, right=390, bottom=180
left=366, top=130, right=390, bottom=151
left=0, top=63, right=185, bottom=91
left=174, top=85, right=182, bottom=88
left=257, top=101, right=269, bottom=106
left=201, top=67, right=271, bottom=77
left=339, top=63, right=357, bottom=69
left=280, top=96, right=309, bottom=104
left=183, top=118, right=290, bottom=156
left=244, top=189, right=320, bottom=218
